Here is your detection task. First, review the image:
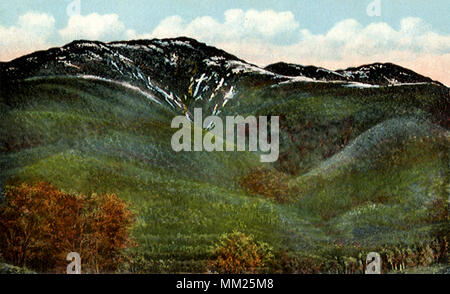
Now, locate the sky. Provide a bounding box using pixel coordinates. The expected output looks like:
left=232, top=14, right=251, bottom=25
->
left=1, top=0, right=449, bottom=85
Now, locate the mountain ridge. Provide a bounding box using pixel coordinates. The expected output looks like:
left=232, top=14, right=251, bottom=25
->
left=264, top=61, right=444, bottom=87
left=0, top=37, right=284, bottom=117
left=1, top=37, right=447, bottom=118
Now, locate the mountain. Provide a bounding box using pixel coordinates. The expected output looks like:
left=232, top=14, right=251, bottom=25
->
left=264, top=61, right=444, bottom=86
left=0, top=37, right=448, bottom=273
left=264, top=62, right=349, bottom=81
left=1, top=37, right=446, bottom=119
left=0, top=37, right=281, bottom=117
left=336, top=62, right=442, bottom=86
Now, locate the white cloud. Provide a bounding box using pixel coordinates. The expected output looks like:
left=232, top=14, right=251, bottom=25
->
left=18, top=12, right=55, bottom=35
left=147, top=9, right=299, bottom=43
left=147, top=15, right=184, bottom=39
left=0, top=12, right=55, bottom=61
left=291, top=17, right=450, bottom=62
left=59, top=13, right=126, bottom=42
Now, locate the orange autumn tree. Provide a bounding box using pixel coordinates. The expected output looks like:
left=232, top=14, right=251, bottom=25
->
left=0, top=182, right=135, bottom=273
left=210, top=231, right=274, bottom=274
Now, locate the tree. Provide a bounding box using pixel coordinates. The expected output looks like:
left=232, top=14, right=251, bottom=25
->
left=0, top=182, right=135, bottom=273
left=210, top=231, right=273, bottom=273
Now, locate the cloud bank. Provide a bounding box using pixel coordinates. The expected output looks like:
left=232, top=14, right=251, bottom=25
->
left=0, top=9, right=449, bottom=85
left=0, top=12, right=55, bottom=61
left=59, top=13, right=125, bottom=42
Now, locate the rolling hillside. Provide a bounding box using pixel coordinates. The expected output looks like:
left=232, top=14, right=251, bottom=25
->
left=0, top=38, right=448, bottom=273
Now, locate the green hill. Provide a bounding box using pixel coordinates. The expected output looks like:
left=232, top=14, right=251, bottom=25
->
left=0, top=77, right=323, bottom=272
left=1, top=76, right=447, bottom=273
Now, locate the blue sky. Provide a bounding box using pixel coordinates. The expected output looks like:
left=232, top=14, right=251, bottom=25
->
left=1, top=0, right=449, bottom=35
left=1, top=0, right=449, bottom=84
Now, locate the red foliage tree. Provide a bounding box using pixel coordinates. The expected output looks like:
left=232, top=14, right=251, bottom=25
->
left=0, top=182, right=135, bottom=273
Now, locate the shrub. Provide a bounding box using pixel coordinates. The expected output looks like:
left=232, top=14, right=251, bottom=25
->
left=210, top=231, right=273, bottom=273
left=426, top=178, right=449, bottom=223
left=240, top=168, right=290, bottom=202
left=272, top=250, right=325, bottom=274
left=0, top=262, right=36, bottom=274
left=0, top=182, right=135, bottom=273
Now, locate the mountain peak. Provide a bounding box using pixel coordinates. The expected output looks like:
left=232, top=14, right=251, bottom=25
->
left=336, top=62, right=442, bottom=86
left=0, top=37, right=283, bottom=118
left=264, top=61, right=443, bottom=86
left=264, top=62, right=348, bottom=81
